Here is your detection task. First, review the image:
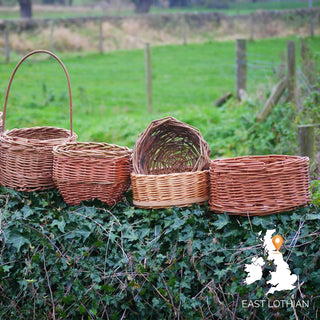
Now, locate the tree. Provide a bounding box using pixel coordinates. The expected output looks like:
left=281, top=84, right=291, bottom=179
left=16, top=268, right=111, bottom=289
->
left=133, top=0, right=153, bottom=13
left=19, top=0, right=32, bottom=18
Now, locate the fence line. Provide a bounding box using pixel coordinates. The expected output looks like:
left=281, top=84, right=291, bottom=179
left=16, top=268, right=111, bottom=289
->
left=1, top=7, right=319, bottom=63
left=297, top=66, right=316, bottom=91
left=297, top=72, right=313, bottom=95
left=1, top=38, right=317, bottom=114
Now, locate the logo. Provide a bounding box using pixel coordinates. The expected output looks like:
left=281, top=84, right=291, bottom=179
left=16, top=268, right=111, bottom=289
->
left=242, top=230, right=309, bottom=308
left=244, top=229, right=297, bottom=294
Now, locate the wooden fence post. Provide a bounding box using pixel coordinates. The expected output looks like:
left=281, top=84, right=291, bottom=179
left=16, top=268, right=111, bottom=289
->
left=298, top=124, right=315, bottom=162
left=5, top=25, right=10, bottom=63
left=309, top=9, right=314, bottom=38
left=50, top=20, right=55, bottom=52
left=309, top=0, right=314, bottom=38
left=145, top=43, right=153, bottom=113
left=301, top=38, right=307, bottom=60
left=182, top=15, right=187, bottom=45
left=236, top=39, right=247, bottom=100
left=256, top=78, right=287, bottom=122
left=287, top=41, right=296, bottom=104
left=99, top=18, right=104, bottom=54
left=249, top=13, right=254, bottom=41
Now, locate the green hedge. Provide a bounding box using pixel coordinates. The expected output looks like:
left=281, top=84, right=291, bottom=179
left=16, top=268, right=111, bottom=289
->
left=0, top=187, right=319, bottom=319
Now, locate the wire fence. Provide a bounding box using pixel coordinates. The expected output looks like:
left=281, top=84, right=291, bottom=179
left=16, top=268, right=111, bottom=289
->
left=0, top=37, right=318, bottom=118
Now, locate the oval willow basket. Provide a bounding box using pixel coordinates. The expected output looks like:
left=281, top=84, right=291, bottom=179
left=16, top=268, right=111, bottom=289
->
left=132, top=117, right=211, bottom=209
left=209, top=155, right=311, bottom=216
left=53, top=142, right=132, bottom=205
left=0, top=50, right=77, bottom=192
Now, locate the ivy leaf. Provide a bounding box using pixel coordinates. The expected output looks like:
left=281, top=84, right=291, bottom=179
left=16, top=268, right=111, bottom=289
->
left=252, top=216, right=274, bottom=229
left=124, top=207, right=135, bottom=218
left=2, top=265, right=13, bottom=273
left=6, top=231, right=30, bottom=252
left=212, top=213, right=230, bottom=230
left=166, top=217, right=185, bottom=232
left=51, top=219, right=66, bottom=233
left=214, top=268, right=227, bottom=279
left=306, top=213, right=320, bottom=220
left=21, top=205, right=33, bottom=218
left=290, top=212, right=301, bottom=221
left=123, top=230, right=138, bottom=242
left=138, top=228, right=150, bottom=239
left=214, top=256, right=225, bottom=264
left=75, top=226, right=91, bottom=241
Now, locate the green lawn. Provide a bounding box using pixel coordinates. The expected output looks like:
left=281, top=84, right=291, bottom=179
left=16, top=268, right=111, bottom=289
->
left=0, top=36, right=319, bottom=156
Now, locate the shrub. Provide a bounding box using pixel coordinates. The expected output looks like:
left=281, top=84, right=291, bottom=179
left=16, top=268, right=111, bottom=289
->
left=0, top=187, right=320, bottom=319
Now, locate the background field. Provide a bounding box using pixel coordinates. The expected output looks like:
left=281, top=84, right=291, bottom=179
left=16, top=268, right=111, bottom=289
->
left=1, top=35, right=319, bottom=157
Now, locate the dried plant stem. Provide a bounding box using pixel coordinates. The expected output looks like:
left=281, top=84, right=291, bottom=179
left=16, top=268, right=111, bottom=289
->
left=43, top=249, right=56, bottom=320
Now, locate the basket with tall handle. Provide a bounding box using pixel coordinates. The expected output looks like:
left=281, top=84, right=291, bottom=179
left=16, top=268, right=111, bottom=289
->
left=0, top=50, right=77, bottom=192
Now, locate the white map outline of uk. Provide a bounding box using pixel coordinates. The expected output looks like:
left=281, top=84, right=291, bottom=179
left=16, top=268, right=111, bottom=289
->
left=244, top=229, right=297, bottom=294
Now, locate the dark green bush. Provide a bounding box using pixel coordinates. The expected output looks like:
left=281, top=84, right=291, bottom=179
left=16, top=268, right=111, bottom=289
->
left=0, top=187, right=320, bottom=319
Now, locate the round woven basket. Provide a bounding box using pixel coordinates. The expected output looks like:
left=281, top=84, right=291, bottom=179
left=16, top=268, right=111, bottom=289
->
left=53, top=142, right=132, bottom=205
left=209, top=155, right=311, bottom=216
left=132, top=116, right=211, bottom=208
left=0, top=50, right=77, bottom=192
left=133, top=116, right=210, bottom=174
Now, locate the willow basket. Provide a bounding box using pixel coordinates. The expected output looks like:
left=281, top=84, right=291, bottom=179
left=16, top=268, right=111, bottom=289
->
left=209, top=155, right=311, bottom=216
left=53, top=142, right=132, bottom=205
left=0, top=50, right=77, bottom=192
left=131, top=170, right=210, bottom=209
left=132, top=117, right=211, bottom=208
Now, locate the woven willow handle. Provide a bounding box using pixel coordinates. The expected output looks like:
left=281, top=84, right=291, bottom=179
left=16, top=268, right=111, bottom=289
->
left=2, top=50, right=73, bottom=135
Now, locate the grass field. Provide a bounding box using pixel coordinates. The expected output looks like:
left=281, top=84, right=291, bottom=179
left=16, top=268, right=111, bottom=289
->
left=0, top=36, right=319, bottom=157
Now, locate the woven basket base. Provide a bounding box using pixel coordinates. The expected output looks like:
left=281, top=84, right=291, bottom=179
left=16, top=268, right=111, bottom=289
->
left=0, top=149, right=60, bottom=192
left=210, top=204, right=309, bottom=217
left=131, top=170, right=209, bottom=209
left=0, top=127, right=77, bottom=192
left=133, top=199, right=208, bottom=209
left=56, top=182, right=130, bottom=206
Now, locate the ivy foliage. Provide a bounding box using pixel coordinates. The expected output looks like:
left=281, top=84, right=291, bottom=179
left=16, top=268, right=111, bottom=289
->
left=0, top=187, right=320, bottom=319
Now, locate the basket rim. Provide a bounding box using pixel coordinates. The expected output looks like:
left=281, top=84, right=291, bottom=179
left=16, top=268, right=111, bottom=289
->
left=131, top=169, right=209, bottom=178
left=1, top=126, right=77, bottom=144
left=53, top=142, right=132, bottom=159
left=210, top=154, right=310, bottom=171
left=211, top=154, right=309, bottom=165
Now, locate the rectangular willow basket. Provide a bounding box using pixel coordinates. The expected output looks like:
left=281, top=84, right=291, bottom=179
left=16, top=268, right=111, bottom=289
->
left=209, top=155, right=311, bottom=216
left=131, top=170, right=210, bottom=209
